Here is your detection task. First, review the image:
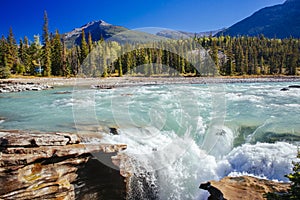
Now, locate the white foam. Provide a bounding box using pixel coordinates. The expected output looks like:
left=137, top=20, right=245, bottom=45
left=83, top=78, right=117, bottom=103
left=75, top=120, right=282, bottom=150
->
left=102, top=126, right=220, bottom=199
left=221, top=142, right=298, bottom=181
left=285, top=104, right=300, bottom=108
left=82, top=83, right=300, bottom=199
left=91, top=122, right=299, bottom=199
left=226, top=93, right=264, bottom=103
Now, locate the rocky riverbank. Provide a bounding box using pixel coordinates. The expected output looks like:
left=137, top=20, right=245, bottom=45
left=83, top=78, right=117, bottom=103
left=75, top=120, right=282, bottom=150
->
left=0, top=130, right=127, bottom=200
left=0, top=80, right=53, bottom=93
left=4, top=75, right=300, bottom=89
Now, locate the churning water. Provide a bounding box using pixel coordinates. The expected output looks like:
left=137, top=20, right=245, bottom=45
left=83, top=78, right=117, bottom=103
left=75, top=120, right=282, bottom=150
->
left=0, top=81, right=299, bottom=199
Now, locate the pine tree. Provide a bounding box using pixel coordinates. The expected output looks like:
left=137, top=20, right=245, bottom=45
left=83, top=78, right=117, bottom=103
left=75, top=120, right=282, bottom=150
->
left=42, top=11, right=51, bottom=76
left=68, top=46, right=80, bottom=76
left=51, top=30, right=63, bottom=76
left=235, top=45, right=244, bottom=75
left=0, top=35, right=11, bottom=78
left=117, top=56, right=123, bottom=77
left=17, top=39, right=26, bottom=74
left=23, top=36, right=31, bottom=74
left=147, top=49, right=154, bottom=76
left=6, top=27, right=18, bottom=73
left=61, top=38, right=68, bottom=76
left=286, top=151, right=300, bottom=198
left=88, top=32, right=93, bottom=53
left=28, top=35, right=42, bottom=75
left=286, top=40, right=298, bottom=75
left=80, top=29, right=89, bottom=64
left=225, top=41, right=235, bottom=75
left=265, top=151, right=300, bottom=200
left=211, top=39, right=219, bottom=72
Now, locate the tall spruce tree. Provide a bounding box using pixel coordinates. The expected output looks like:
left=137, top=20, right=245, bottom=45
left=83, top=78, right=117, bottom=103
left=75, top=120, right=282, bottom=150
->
left=28, top=35, right=42, bottom=75
left=0, top=35, right=10, bottom=78
left=51, top=30, right=63, bottom=76
left=6, top=27, right=18, bottom=74
left=22, top=36, right=31, bottom=74
left=80, top=29, right=89, bottom=64
left=61, top=38, right=68, bottom=76
left=42, top=11, right=51, bottom=76
left=88, top=32, right=93, bottom=53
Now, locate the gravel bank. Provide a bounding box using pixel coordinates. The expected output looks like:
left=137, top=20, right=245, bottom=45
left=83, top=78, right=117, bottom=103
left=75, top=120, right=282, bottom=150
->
left=3, top=76, right=300, bottom=90
left=0, top=80, right=53, bottom=93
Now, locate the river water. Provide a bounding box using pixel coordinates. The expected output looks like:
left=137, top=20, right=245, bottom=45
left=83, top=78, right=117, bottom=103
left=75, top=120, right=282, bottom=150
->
left=0, top=81, right=299, bottom=199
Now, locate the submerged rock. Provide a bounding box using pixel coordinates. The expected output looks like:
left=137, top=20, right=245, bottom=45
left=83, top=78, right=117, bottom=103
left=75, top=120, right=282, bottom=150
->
left=280, top=88, right=289, bottom=91
left=0, top=130, right=127, bottom=200
left=54, top=91, right=72, bottom=94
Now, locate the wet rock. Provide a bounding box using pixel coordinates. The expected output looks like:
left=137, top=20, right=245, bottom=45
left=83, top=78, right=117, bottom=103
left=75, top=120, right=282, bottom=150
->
left=91, top=85, right=115, bottom=89
left=206, top=176, right=290, bottom=200
left=280, top=88, right=289, bottom=91
left=0, top=81, right=53, bottom=93
left=0, top=130, right=127, bottom=200
left=200, top=181, right=226, bottom=200
left=75, top=155, right=127, bottom=200
left=109, top=127, right=119, bottom=135
left=289, top=85, right=300, bottom=88
left=54, top=91, right=72, bottom=94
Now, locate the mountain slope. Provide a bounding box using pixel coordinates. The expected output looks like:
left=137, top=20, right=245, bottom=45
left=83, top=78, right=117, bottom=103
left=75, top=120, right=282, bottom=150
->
left=63, top=20, right=127, bottom=47
left=217, top=0, right=300, bottom=38
left=63, top=20, right=165, bottom=47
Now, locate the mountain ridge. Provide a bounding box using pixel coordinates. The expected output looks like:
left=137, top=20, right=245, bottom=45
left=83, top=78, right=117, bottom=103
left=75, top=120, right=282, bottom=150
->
left=63, top=20, right=223, bottom=47
left=63, top=0, right=300, bottom=47
left=63, top=20, right=128, bottom=47
left=217, top=0, right=300, bottom=38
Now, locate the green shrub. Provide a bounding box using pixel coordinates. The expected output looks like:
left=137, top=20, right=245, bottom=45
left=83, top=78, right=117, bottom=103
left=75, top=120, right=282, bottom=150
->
left=265, top=151, right=300, bottom=200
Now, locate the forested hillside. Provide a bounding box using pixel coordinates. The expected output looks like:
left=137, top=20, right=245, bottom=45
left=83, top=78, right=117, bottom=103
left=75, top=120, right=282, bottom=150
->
left=0, top=12, right=299, bottom=78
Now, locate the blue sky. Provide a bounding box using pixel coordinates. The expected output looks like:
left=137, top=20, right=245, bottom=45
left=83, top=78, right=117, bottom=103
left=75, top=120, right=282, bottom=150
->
left=1, top=0, right=285, bottom=41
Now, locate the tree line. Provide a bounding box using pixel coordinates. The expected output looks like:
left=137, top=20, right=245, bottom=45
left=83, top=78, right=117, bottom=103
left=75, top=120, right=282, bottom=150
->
left=0, top=11, right=299, bottom=78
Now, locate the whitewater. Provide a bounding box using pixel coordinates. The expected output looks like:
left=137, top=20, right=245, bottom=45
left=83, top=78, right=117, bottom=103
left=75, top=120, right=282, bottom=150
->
left=0, top=81, right=299, bottom=199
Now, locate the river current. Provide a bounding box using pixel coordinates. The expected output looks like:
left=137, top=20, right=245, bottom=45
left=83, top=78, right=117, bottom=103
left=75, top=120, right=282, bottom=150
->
left=0, top=81, right=299, bottom=199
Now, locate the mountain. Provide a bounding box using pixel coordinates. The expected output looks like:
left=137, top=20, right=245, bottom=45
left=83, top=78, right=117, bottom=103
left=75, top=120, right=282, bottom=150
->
left=217, top=0, right=300, bottom=38
left=63, top=20, right=165, bottom=47
left=63, top=20, right=223, bottom=47
left=64, top=20, right=127, bottom=47
left=156, top=29, right=224, bottom=39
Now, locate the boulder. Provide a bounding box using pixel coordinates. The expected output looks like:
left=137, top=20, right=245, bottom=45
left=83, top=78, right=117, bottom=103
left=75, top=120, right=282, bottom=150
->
left=280, top=88, right=289, bottom=91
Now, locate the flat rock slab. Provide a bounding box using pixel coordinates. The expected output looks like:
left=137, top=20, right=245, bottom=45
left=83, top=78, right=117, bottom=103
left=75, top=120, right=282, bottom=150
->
left=0, top=131, right=80, bottom=147
left=210, top=176, right=290, bottom=200
left=0, top=130, right=127, bottom=200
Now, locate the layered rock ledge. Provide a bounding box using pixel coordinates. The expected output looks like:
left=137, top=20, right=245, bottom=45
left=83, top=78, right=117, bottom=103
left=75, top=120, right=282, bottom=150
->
left=0, top=130, right=127, bottom=200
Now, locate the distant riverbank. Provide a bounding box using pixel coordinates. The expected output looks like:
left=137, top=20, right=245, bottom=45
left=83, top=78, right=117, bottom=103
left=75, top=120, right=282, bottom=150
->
left=4, top=76, right=300, bottom=88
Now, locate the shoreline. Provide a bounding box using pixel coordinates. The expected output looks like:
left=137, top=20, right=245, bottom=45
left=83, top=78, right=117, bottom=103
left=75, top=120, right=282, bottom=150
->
left=3, top=76, right=300, bottom=87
